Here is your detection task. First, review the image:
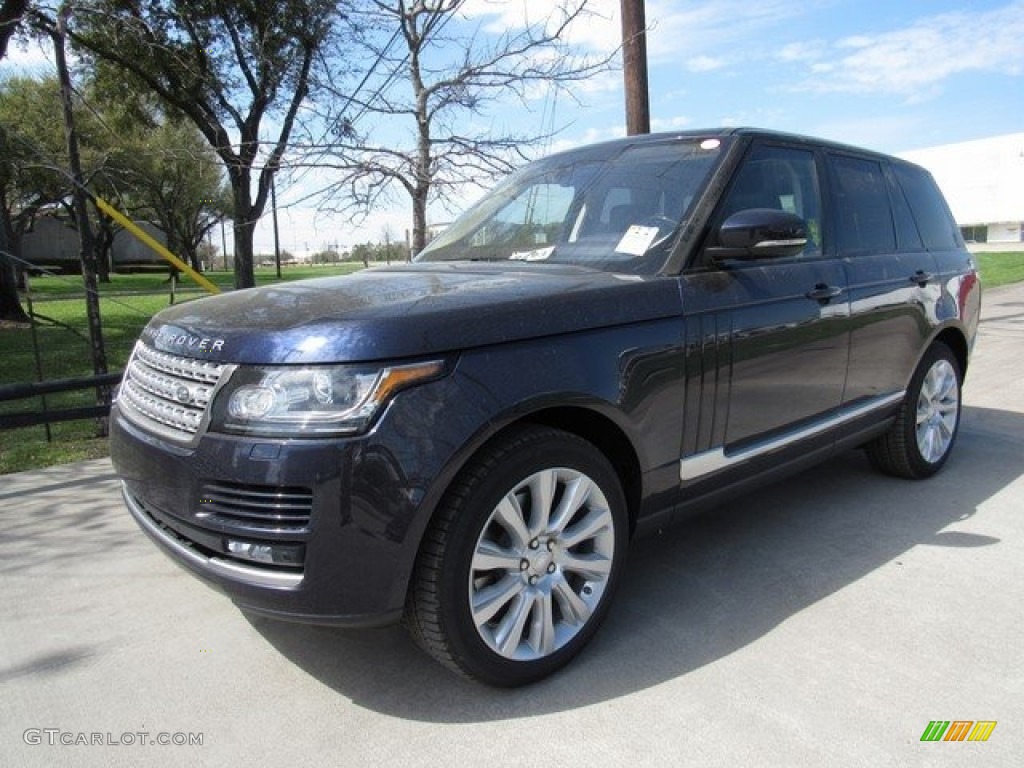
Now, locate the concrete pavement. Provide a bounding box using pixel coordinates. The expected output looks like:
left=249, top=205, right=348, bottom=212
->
left=2, top=282, right=1022, bottom=767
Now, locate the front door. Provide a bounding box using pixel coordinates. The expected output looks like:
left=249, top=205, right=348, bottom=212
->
left=678, top=141, right=850, bottom=487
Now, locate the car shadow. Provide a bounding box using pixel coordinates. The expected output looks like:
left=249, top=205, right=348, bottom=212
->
left=246, top=405, right=1024, bottom=721
left=0, top=461, right=142, bottom=575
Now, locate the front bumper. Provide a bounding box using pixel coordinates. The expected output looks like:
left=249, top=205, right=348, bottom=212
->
left=109, top=372, right=473, bottom=626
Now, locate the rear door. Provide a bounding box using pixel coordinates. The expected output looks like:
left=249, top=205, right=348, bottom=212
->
left=827, top=153, right=940, bottom=404
left=678, top=140, right=850, bottom=486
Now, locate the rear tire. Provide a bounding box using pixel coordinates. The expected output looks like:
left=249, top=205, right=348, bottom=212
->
left=404, top=425, right=628, bottom=687
left=866, top=341, right=962, bottom=479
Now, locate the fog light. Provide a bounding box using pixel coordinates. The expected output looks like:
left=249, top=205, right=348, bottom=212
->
left=225, top=539, right=304, bottom=566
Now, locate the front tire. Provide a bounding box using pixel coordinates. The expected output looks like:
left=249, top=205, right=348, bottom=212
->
left=405, top=425, right=628, bottom=686
left=867, top=341, right=962, bottom=479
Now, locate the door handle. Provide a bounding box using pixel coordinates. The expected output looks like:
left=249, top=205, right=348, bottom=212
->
left=805, top=284, right=843, bottom=302
left=909, top=270, right=935, bottom=287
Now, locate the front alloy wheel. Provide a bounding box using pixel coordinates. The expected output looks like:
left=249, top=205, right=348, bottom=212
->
left=405, top=426, right=627, bottom=686
left=469, top=467, right=615, bottom=661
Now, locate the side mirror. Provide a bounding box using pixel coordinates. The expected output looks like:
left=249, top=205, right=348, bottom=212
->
left=707, top=208, right=808, bottom=262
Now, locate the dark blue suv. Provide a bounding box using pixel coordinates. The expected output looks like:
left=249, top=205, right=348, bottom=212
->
left=110, top=129, right=981, bottom=686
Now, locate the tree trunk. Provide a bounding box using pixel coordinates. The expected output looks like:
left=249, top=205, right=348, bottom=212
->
left=95, top=214, right=114, bottom=282
left=411, top=190, right=428, bottom=256
left=0, top=117, right=29, bottom=322
left=230, top=171, right=256, bottom=289
left=163, top=231, right=182, bottom=279
left=233, top=214, right=256, bottom=289
left=0, top=213, right=29, bottom=323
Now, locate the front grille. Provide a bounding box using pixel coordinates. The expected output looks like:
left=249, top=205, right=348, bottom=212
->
left=198, top=481, right=313, bottom=532
left=118, top=342, right=227, bottom=442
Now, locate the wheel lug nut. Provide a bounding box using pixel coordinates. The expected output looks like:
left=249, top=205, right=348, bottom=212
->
left=546, top=540, right=556, bottom=551
left=547, top=563, right=556, bottom=573
left=529, top=539, right=539, bottom=549
left=529, top=575, right=539, bottom=586
left=520, top=559, right=529, bottom=571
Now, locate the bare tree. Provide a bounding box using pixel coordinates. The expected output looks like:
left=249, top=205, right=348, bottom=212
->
left=310, top=0, right=614, bottom=255
left=68, top=0, right=340, bottom=288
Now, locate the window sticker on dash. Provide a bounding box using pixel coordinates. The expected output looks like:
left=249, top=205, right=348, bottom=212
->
left=509, top=246, right=555, bottom=261
left=615, top=225, right=660, bottom=256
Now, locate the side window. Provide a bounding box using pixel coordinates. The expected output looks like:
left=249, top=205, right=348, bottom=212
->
left=893, top=164, right=961, bottom=250
left=885, top=168, right=924, bottom=251
left=829, top=155, right=896, bottom=254
left=716, top=144, right=823, bottom=257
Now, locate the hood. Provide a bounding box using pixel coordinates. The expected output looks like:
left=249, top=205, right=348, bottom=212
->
left=141, top=262, right=682, bottom=364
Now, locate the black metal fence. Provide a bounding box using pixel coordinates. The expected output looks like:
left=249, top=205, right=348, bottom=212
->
left=0, top=371, right=122, bottom=431
left=2, top=247, right=156, bottom=447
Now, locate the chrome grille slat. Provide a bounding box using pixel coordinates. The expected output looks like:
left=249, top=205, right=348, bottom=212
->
left=118, top=341, right=227, bottom=441
left=198, top=482, right=313, bottom=530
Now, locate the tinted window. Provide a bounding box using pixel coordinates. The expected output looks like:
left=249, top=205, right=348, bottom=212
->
left=885, top=169, right=924, bottom=251
left=830, top=155, right=896, bottom=254
left=893, top=164, right=961, bottom=250
left=419, top=139, right=724, bottom=273
left=716, top=144, right=823, bottom=257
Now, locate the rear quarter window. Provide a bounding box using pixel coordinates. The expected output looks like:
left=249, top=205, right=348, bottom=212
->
left=884, top=168, right=924, bottom=251
left=892, top=164, right=962, bottom=250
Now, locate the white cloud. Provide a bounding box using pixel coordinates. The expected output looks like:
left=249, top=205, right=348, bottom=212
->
left=716, top=106, right=787, bottom=130
left=457, top=0, right=822, bottom=64
left=804, top=115, right=927, bottom=154
left=458, top=0, right=621, bottom=54
left=791, top=1, right=1024, bottom=96
left=453, top=1, right=624, bottom=107
left=644, top=0, right=820, bottom=61
left=544, top=124, right=625, bottom=155
left=686, top=55, right=725, bottom=73
left=777, top=41, right=826, bottom=63
left=650, top=115, right=693, bottom=131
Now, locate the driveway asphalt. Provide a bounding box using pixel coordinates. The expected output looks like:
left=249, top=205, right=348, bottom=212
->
left=2, top=281, right=1022, bottom=768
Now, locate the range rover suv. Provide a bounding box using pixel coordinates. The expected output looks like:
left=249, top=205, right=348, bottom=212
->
left=110, top=128, right=981, bottom=686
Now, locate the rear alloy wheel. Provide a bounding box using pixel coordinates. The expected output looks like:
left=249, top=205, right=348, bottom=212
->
left=405, top=426, right=627, bottom=686
left=867, top=341, right=962, bottom=479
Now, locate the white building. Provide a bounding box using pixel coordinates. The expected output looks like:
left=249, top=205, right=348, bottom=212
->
left=900, top=133, right=1024, bottom=246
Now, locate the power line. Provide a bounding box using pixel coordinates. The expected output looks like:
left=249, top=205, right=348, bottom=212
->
left=334, top=25, right=403, bottom=129
left=348, top=8, right=458, bottom=128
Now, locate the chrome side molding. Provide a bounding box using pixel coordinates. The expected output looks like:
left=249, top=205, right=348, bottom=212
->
left=680, top=392, right=905, bottom=483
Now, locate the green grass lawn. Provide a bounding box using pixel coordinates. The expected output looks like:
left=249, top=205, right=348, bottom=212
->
left=23, top=262, right=366, bottom=298
left=974, top=251, right=1024, bottom=288
left=2, top=254, right=1022, bottom=475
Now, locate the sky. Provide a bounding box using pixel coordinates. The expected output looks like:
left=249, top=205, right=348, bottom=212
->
left=3, top=0, right=1023, bottom=256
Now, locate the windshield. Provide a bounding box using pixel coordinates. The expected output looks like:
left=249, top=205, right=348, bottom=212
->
left=417, top=137, right=725, bottom=274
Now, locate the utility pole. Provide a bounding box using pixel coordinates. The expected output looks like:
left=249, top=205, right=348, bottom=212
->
left=271, top=174, right=282, bottom=279
left=220, top=218, right=228, bottom=272
left=620, top=0, right=650, bottom=135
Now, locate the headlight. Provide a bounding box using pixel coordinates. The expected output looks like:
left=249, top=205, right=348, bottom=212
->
left=210, top=360, right=445, bottom=437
